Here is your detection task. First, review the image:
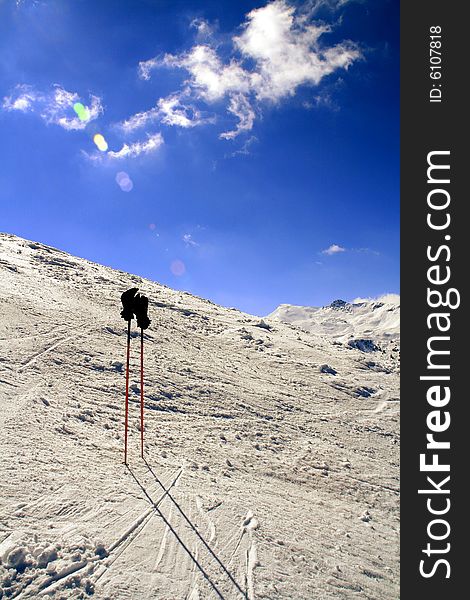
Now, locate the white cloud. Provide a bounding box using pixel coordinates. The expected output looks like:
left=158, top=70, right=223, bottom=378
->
left=134, top=1, right=361, bottom=139
left=119, top=107, right=159, bottom=133
left=219, top=93, right=256, bottom=140
left=190, top=17, right=216, bottom=41
left=353, top=293, right=400, bottom=305
left=44, top=88, right=103, bottom=130
left=162, top=45, right=251, bottom=102
left=351, top=246, right=380, bottom=256
left=234, top=0, right=360, bottom=103
left=301, top=0, right=356, bottom=16
left=2, top=84, right=38, bottom=112
left=138, top=57, right=160, bottom=81
left=107, top=132, right=164, bottom=159
left=322, top=244, right=345, bottom=255
left=157, top=93, right=210, bottom=128
left=225, top=135, right=258, bottom=158
left=118, top=92, right=212, bottom=133
left=318, top=244, right=381, bottom=257
left=9, top=96, right=34, bottom=111
left=2, top=84, right=103, bottom=130
left=183, top=233, right=199, bottom=247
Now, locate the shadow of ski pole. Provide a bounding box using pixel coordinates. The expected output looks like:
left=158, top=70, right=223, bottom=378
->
left=142, top=458, right=248, bottom=599
left=126, top=465, right=228, bottom=600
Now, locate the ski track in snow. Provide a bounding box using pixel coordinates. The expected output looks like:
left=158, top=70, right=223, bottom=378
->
left=17, top=327, right=87, bottom=373
left=0, top=234, right=400, bottom=599
left=243, top=512, right=258, bottom=600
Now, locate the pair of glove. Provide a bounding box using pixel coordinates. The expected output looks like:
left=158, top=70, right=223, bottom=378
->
left=121, top=288, right=151, bottom=330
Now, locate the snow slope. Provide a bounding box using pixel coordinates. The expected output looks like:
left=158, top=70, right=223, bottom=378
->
left=268, top=297, right=400, bottom=346
left=0, top=233, right=399, bottom=599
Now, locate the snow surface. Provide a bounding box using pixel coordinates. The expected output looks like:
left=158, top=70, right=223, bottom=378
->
left=0, top=233, right=399, bottom=599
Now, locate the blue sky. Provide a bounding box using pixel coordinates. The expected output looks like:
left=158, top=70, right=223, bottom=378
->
left=0, top=0, right=399, bottom=316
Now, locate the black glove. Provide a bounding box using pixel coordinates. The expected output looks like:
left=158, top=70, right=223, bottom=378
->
left=121, top=287, right=139, bottom=321
left=134, top=294, right=151, bottom=330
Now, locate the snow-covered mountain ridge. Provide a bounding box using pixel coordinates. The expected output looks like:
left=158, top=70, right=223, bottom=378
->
left=0, top=233, right=399, bottom=599
left=268, top=296, right=400, bottom=347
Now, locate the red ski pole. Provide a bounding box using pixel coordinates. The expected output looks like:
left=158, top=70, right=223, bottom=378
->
left=140, top=327, right=144, bottom=458
left=124, top=319, right=131, bottom=464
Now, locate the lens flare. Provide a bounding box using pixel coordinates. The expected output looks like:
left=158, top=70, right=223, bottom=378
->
left=120, top=179, right=133, bottom=192
left=73, top=102, right=89, bottom=121
left=116, top=172, right=128, bottom=185
left=115, top=171, right=133, bottom=192
left=149, top=223, right=156, bottom=230
left=170, top=260, right=186, bottom=276
left=93, top=134, right=108, bottom=152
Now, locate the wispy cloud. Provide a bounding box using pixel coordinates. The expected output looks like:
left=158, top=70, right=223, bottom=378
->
left=301, top=0, right=357, bottom=16
left=190, top=17, right=217, bottom=41
left=320, top=244, right=381, bottom=257
left=107, top=133, right=164, bottom=159
left=322, top=243, right=345, bottom=255
left=131, top=0, right=361, bottom=139
left=118, top=93, right=212, bottom=133
left=160, top=45, right=251, bottom=103
left=225, top=135, right=258, bottom=158
left=353, top=293, right=400, bottom=305
left=157, top=94, right=212, bottom=128
left=219, top=93, right=256, bottom=140
left=138, top=57, right=160, bottom=81
left=118, top=107, right=159, bottom=134
left=43, top=88, right=103, bottom=130
left=2, top=84, right=37, bottom=112
left=2, top=84, right=103, bottom=130
left=183, top=233, right=199, bottom=247
left=86, top=132, right=164, bottom=162
left=352, top=246, right=381, bottom=256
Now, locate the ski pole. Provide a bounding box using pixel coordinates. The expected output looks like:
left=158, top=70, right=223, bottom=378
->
left=124, top=319, right=131, bottom=464
left=140, top=327, right=144, bottom=459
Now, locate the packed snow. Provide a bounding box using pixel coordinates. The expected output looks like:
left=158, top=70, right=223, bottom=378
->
left=0, top=233, right=399, bottom=599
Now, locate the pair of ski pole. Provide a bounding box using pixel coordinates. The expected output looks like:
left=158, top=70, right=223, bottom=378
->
left=121, top=288, right=151, bottom=464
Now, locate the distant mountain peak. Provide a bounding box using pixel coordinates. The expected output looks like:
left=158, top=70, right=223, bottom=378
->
left=328, top=299, right=349, bottom=309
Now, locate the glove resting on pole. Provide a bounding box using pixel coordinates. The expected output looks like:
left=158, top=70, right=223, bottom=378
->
left=133, top=294, right=151, bottom=330
left=121, top=288, right=139, bottom=322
